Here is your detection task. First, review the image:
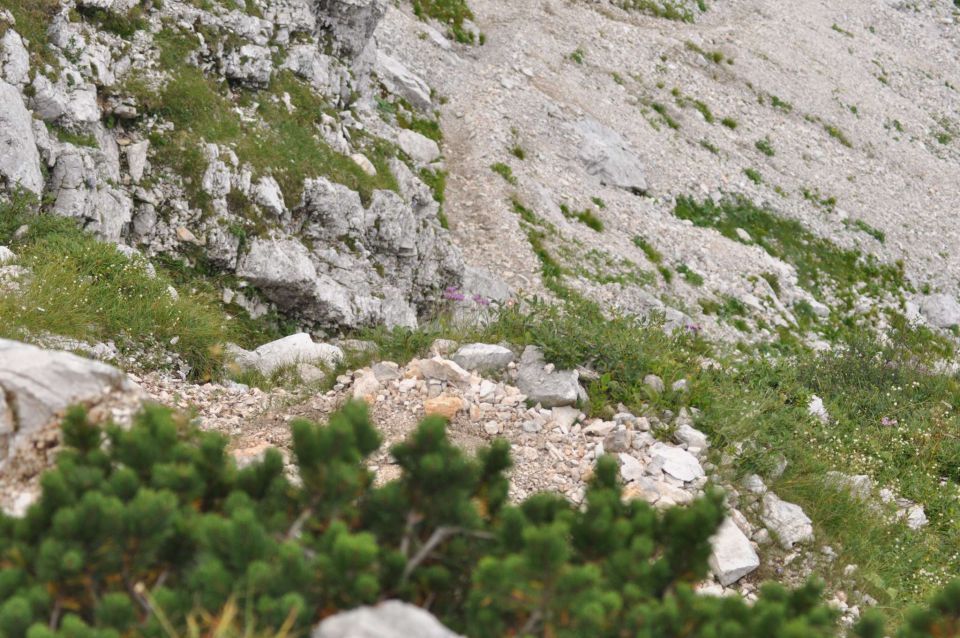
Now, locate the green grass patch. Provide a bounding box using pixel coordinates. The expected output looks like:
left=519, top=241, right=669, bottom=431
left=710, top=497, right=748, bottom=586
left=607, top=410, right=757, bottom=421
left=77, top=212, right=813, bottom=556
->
left=0, top=0, right=61, bottom=67
left=720, top=117, right=738, bottom=129
left=0, top=200, right=228, bottom=379
left=560, top=204, right=604, bottom=232
left=824, top=122, right=853, bottom=147
left=676, top=263, right=704, bottom=285
left=632, top=235, right=663, bottom=264
left=50, top=124, right=98, bottom=148
left=744, top=167, right=762, bottom=185
left=398, top=111, right=443, bottom=143
left=651, top=102, right=681, bottom=130
left=674, top=196, right=906, bottom=302
left=412, top=0, right=480, bottom=44
left=569, top=47, right=586, bottom=64
left=755, top=137, right=775, bottom=156
left=490, top=162, right=517, bottom=185
left=509, top=144, right=526, bottom=160
left=770, top=94, right=793, bottom=113
left=850, top=219, right=886, bottom=243
left=74, top=3, right=148, bottom=38
left=614, top=0, right=703, bottom=21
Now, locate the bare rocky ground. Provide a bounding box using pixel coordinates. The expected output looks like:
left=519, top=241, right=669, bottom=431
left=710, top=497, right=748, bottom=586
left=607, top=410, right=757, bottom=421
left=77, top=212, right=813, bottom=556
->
left=376, top=0, right=960, bottom=339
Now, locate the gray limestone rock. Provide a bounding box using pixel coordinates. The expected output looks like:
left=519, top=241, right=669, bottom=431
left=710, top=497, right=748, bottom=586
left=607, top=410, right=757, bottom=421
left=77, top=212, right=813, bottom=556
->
left=761, top=492, right=815, bottom=548
left=575, top=117, right=648, bottom=195
left=452, top=343, right=514, bottom=372
left=313, top=600, right=462, bottom=638
left=0, top=80, right=43, bottom=196
left=315, top=0, right=386, bottom=60
left=709, top=515, right=761, bottom=586
left=516, top=345, right=584, bottom=408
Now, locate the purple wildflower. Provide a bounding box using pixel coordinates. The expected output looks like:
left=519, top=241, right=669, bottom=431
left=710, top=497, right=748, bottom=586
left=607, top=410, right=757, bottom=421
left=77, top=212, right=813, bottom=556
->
left=443, top=285, right=465, bottom=302
left=472, top=294, right=490, bottom=306
left=881, top=416, right=898, bottom=427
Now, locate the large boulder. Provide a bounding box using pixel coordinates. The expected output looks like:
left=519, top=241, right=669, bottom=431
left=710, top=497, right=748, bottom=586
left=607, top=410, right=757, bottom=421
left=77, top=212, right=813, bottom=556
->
left=516, top=345, right=585, bottom=408
left=648, top=442, right=704, bottom=482
left=315, top=0, right=386, bottom=60
left=398, top=129, right=441, bottom=164
left=313, top=601, right=462, bottom=638
left=0, top=340, right=133, bottom=447
left=709, top=515, right=761, bottom=586
left=574, top=118, right=648, bottom=195
left=0, top=80, right=43, bottom=196
left=918, top=293, right=960, bottom=329
left=0, top=339, right=139, bottom=515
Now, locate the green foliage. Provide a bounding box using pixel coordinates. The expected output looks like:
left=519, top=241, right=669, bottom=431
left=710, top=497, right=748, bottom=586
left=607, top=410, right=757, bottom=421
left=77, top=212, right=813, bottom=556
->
left=411, top=0, right=479, bottom=44
left=720, top=116, right=738, bottom=129
left=851, top=219, right=886, bottom=243
left=560, top=204, right=604, bottom=232
left=0, top=201, right=227, bottom=379
left=397, top=111, right=442, bottom=143
left=673, top=196, right=906, bottom=303
left=770, top=94, right=794, bottom=112
left=632, top=235, right=663, bottom=264
left=490, top=162, right=517, bottom=185
left=614, top=0, right=705, bottom=22
left=755, top=137, right=775, bottom=156
left=824, top=122, right=853, bottom=147
left=676, top=263, right=704, bottom=286
left=650, top=102, right=681, bottom=130
left=695, top=319, right=960, bottom=624
left=0, top=401, right=856, bottom=638
left=510, top=144, right=526, bottom=160
left=74, top=3, right=148, bottom=38
left=568, top=47, right=586, bottom=64
left=744, top=167, right=762, bottom=184
left=49, top=125, right=98, bottom=149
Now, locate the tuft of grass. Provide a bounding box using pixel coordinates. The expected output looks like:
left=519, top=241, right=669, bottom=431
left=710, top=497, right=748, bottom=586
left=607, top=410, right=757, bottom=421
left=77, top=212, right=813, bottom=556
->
left=824, top=123, right=853, bottom=147
left=651, top=102, right=681, bottom=130
left=569, top=47, right=586, bottom=64
left=50, top=124, right=99, bottom=148
left=699, top=139, right=719, bottom=154
left=0, top=0, right=61, bottom=67
left=490, top=162, right=517, bottom=185
left=676, top=263, right=704, bottom=286
left=0, top=201, right=227, bottom=379
left=720, top=117, right=738, bottom=130
left=850, top=219, right=886, bottom=243
left=560, top=204, right=604, bottom=232
left=755, top=137, right=775, bottom=156
left=801, top=187, right=837, bottom=210
left=75, top=3, right=148, bottom=38
left=770, top=94, right=793, bottom=113
left=411, top=0, right=480, bottom=44
left=632, top=235, right=663, bottom=264
left=509, top=144, right=526, bottom=160
left=397, top=111, right=442, bottom=143
left=743, top=168, right=762, bottom=185
left=591, top=196, right=606, bottom=209
left=614, top=0, right=703, bottom=22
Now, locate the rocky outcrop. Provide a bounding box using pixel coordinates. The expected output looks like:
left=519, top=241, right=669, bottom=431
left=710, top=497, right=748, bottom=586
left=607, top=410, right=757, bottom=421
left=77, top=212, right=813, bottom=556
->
left=0, top=339, right=141, bottom=515
left=0, top=80, right=43, bottom=196
left=315, top=0, right=386, bottom=60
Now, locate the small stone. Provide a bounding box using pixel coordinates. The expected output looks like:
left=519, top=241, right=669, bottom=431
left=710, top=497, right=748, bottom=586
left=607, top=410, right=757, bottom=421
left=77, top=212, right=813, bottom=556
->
left=0, top=246, right=16, bottom=264
left=351, top=153, right=377, bottom=176
left=452, top=343, right=514, bottom=372
left=417, top=356, right=471, bottom=384
left=674, top=424, right=709, bottom=450
left=603, top=428, right=632, bottom=453
left=671, top=379, right=688, bottom=392
left=176, top=227, right=199, bottom=243
left=424, top=395, right=464, bottom=419
left=644, top=374, right=665, bottom=393
left=483, top=421, right=500, bottom=435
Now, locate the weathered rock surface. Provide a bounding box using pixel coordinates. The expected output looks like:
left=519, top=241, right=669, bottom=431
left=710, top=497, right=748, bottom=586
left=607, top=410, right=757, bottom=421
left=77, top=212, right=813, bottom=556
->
left=761, top=493, right=815, bottom=548
left=0, top=80, right=43, bottom=195
left=229, top=334, right=344, bottom=376
left=452, top=343, right=514, bottom=372
left=313, top=600, right=463, bottom=638
left=575, top=118, right=648, bottom=195
left=0, top=339, right=134, bottom=460
left=709, top=515, right=761, bottom=586
left=515, top=346, right=584, bottom=408
left=649, top=442, right=704, bottom=482
left=918, top=294, right=960, bottom=329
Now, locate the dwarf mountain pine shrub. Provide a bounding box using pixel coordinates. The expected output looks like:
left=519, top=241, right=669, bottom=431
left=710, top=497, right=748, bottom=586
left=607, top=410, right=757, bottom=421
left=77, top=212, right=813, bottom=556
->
left=0, top=401, right=881, bottom=638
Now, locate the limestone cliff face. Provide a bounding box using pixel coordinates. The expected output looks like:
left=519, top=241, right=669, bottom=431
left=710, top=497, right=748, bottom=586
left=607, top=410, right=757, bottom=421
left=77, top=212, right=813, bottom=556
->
left=0, top=0, right=471, bottom=332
